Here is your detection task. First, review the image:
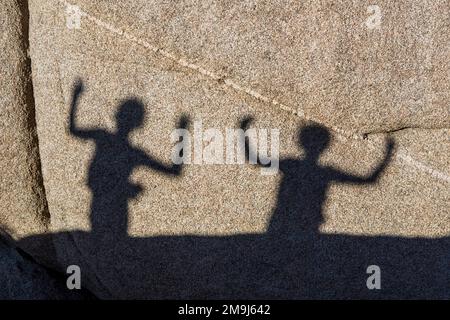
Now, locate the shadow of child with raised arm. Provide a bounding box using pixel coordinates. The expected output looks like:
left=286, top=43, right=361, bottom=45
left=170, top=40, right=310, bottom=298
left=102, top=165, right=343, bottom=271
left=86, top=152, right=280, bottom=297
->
left=240, top=117, right=395, bottom=238
left=70, top=79, right=189, bottom=240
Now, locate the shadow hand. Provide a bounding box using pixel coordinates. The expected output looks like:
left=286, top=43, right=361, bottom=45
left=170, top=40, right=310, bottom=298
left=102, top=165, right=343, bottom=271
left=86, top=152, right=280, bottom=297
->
left=73, top=79, right=84, bottom=97
left=177, top=114, right=190, bottom=130
left=385, top=137, right=395, bottom=158
left=239, top=116, right=254, bottom=131
left=129, top=183, right=144, bottom=199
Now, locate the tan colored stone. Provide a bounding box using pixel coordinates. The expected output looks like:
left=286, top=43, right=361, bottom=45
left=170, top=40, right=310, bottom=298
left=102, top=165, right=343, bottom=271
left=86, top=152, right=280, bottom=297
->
left=0, top=0, right=53, bottom=264
left=65, top=0, right=449, bottom=134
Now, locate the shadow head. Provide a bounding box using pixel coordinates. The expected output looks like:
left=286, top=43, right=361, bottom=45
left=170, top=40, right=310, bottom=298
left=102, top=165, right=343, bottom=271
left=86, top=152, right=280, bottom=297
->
left=115, top=98, right=146, bottom=134
left=299, top=124, right=331, bottom=158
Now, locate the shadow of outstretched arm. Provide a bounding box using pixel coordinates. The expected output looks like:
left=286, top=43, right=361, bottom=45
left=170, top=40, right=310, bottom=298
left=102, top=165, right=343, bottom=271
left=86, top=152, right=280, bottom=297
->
left=69, top=79, right=102, bottom=140
left=139, top=114, right=190, bottom=176
left=333, top=137, right=395, bottom=184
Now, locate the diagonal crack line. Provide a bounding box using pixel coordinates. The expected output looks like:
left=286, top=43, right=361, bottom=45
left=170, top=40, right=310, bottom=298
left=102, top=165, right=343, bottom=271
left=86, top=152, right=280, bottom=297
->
left=58, top=0, right=450, bottom=184
left=59, top=0, right=361, bottom=140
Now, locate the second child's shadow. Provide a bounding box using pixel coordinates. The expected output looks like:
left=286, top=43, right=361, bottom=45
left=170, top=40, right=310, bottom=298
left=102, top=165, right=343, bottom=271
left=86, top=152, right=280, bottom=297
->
left=18, top=81, right=450, bottom=299
left=240, top=117, right=394, bottom=237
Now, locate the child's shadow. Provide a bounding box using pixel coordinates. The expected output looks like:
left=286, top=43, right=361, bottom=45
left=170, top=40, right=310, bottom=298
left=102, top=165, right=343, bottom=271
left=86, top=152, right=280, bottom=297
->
left=241, top=117, right=394, bottom=237
left=69, top=81, right=188, bottom=239
left=16, top=80, right=450, bottom=299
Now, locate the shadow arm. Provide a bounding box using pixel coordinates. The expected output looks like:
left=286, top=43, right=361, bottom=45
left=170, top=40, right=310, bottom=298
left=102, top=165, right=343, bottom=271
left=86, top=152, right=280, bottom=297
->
left=69, top=80, right=98, bottom=139
left=139, top=151, right=182, bottom=176
left=333, top=137, right=395, bottom=184
left=139, top=114, right=190, bottom=176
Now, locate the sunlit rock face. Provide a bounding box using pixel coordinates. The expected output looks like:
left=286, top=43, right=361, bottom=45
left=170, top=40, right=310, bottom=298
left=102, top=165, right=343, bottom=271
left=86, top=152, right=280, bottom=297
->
left=0, top=0, right=51, bottom=264
left=0, top=0, right=448, bottom=299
